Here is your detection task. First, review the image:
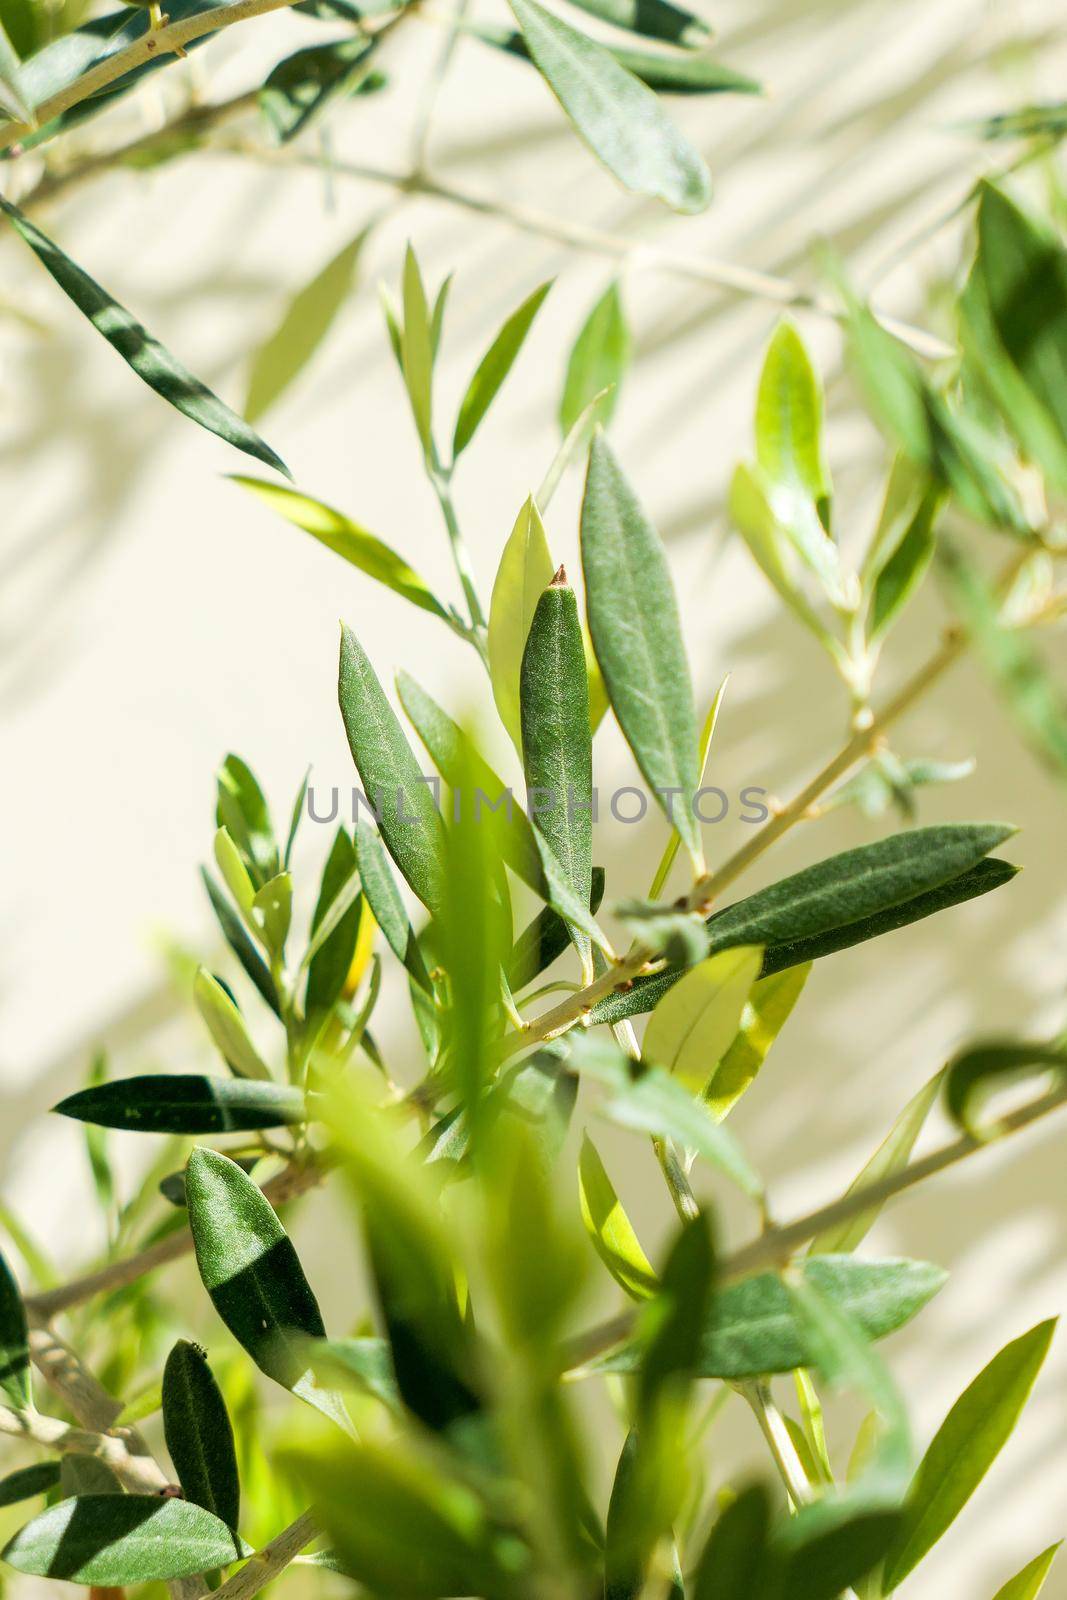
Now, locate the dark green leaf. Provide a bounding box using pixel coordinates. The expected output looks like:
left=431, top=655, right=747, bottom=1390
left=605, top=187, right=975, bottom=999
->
left=306, top=828, right=361, bottom=1017
left=54, top=1074, right=304, bottom=1135
left=508, top=866, right=605, bottom=987
left=774, top=1498, right=901, bottom=1600
left=867, top=485, right=940, bottom=642
left=215, top=754, right=278, bottom=887
left=638, top=1213, right=715, bottom=1417
left=592, top=843, right=1017, bottom=1026
left=0, top=1248, right=30, bottom=1411
left=588, top=1255, right=946, bottom=1379
left=259, top=34, right=378, bottom=143
left=1, top=1496, right=248, bottom=1584
left=397, top=670, right=544, bottom=892
left=0, top=197, right=289, bottom=477
left=201, top=868, right=281, bottom=1018
left=0, top=1463, right=61, bottom=1509
left=883, top=1320, right=1056, bottom=1589
left=505, top=0, right=711, bottom=212
left=163, top=1339, right=240, bottom=1530
left=578, top=1132, right=657, bottom=1299
left=355, top=819, right=432, bottom=991
left=245, top=228, right=369, bottom=422
left=186, top=1148, right=342, bottom=1424
left=944, top=1039, right=1066, bottom=1137
left=339, top=623, right=444, bottom=910
left=521, top=574, right=593, bottom=968
left=581, top=433, right=702, bottom=865
left=691, top=1482, right=776, bottom=1600
left=560, top=280, right=630, bottom=435
left=234, top=479, right=450, bottom=619
left=452, top=280, right=552, bottom=456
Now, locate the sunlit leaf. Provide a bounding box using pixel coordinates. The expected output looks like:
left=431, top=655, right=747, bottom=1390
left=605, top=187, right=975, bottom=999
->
left=560, top=281, right=630, bottom=436
left=259, top=35, right=378, bottom=143
left=991, top=1543, right=1062, bottom=1600
left=453, top=280, right=552, bottom=456
left=704, top=961, right=810, bottom=1120
left=201, top=867, right=281, bottom=1018
left=234, top=478, right=450, bottom=619
left=882, top=1320, right=1056, bottom=1589
left=244, top=227, right=369, bottom=422
left=489, top=495, right=556, bottom=751
left=194, top=968, right=273, bottom=1081
left=643, top=946, right=763, bottom=1093
left=506, top=0, right=711, bottom=212
left=943, top=1038, right=1066, bottom=1138
left=0, top=196, right=289, bottom=476
left=306, top=828, right=361, bottom=1018
left=354, top=819, right=432, bottom=992
left=578, top=1133, right=658, bottom=1299
left=1, top=1496, right=248, bottom=1584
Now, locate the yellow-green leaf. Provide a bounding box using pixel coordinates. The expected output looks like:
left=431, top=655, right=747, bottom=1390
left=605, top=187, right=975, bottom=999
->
left=643, top=946, right=763, bottom=1093
left=578, top=1134, right=658, bottom=1299
left=703, top=961, right=810, bottom=1120
left=991, top=1543, right=1062, bottom=1600
left=193, top=967, right=273, bottom=1081
left=488, top=495, right=555, bottom=750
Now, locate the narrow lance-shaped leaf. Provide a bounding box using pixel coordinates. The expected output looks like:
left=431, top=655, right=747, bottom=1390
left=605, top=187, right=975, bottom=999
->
left=452, top=280, right=552, bottom=457
left=704, top=961, right=811, bottom=1121
left=489, top=495, right=555, bottom=751
left=201, top=867, right=281, bottom=1018
left=560, top=280, right=630, bottom=436
left=809, top=1069, right=942, bottom=1255
left=245, top=227, right=369, bottom=422
left=867, top=485, right=940, bottom=644
left=578, top=1133, right=658, bottom=1299
left=643, top=946, right=763, bottom=1094
left=691, top=1482, right=776, bottom=1600
left=0, top=20, right=33, bottom=125
left=339, top=623, right=445, bottom=911
left=1, top=1497, right=249, bottom=1584
left=521, top=571, right=593, bottom=971
left=584, top=1255, right=946, bottom=1381
left=400, top=245, right=434, bottom=457
left=0, top=1248, right=30, bottom=1411
left=506, top=0, right=711, bottom=213
left=882, top=1320, right=1057, bottom=1590
left=943, top=1038, right=1066, bottom=1138
left=306, top=828, right=362, bottom=1017
left=591, top=856, right=1018, bottom=1025
left=397, top=670, right=544, bottom=892
left=581, top=433, right=703, bottom=867
left=185, top=1147, right=347, bottom=1428
left=54, top=1073, right=304, bottom=1135
left=0, top=197, right=289, bottom=477
left=565, top=0, right=710, bottom=48
left=163, top=1339, right=241, bottom=1530
left=233, top=478, right=451, bottom=620
left=194, top=968, right=273, bottom=1081
left=0, top=1463, right=62, bottom=1509
left=991, top=1544, right=1062, bottom=1600
left=355, top=819, right=432, bottom=992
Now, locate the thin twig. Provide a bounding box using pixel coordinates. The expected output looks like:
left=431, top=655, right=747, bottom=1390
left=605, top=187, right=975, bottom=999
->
left=211, top=1509, right=319, bottom=1600
left=0, top=1400, right=168, bottom=1494
left=561, top=1073, right=1067, bottom=1371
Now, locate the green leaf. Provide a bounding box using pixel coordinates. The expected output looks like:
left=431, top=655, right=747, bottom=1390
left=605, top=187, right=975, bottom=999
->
left=867, top=485, right=939, bottom=643
left=307, top=1336, right=399, bottom=1410
left=581, top=433, right=702, bottom=866
left=259, top=34, right=378, bottom=142
left=397, top=670, right=544, bottom=892
left=186, top=1147, right=342, bottom=1424
left=0, top=196, right=289, bottom=477
left=339, top=623, right=444, bottom=911
left=564, top=0, right=709, bottom=48
left=489, top=495, right=556, bottom=751
left=0, top=1248, right=30, bottom=1411
left=0, top=1463, right=61, bottom=1509
left=508, top=865, right=606, bottom=988
left=452, top=280, right=552, bottom=457
left=194, top=968, right=273, bottom=1081
left=253, top=870, right=292, bottom=957
left=578, top=1133, right=658, bottom=1299
left=961, top=184, right=1067, bottom=492
left=991, top=1543, right=1062, bottom=1600
left=2, top=1496, right=249, bottom=1584
left=354, top=819, right=432, bottom=992
left=704, top=962, right=810, bottom=1121
left=614, top=897, right=711, bottom=965
left=216, top=754, right=278, bottom=888
left=400, top=245, right=435, bottom=457
left=560, top=281, right=630, bottom=435
left=521, top=573, right=593, bottom=970
left=941, top=542, right=1067, bottom=779
left=163, top=1339, right=240, bottom=1530
left=882, top=1320, right=1057, bottom=1590
left=567, top=1035, right=763, bottom=1200
left=729, top=462, right=845, bottom=662
left=201, top=867, right=281, bottom=1018
left=591, top=856, right=1018, bottom=1025
left=648, top=675, right=728, bottom=900
left=773, top=1498, right=902, bottom=1600
left=643, top=946, right=763, bottom=1093
left=245, top=228, right=369, bottom=422
left=809, top=1070, right=943, bottom=1255
left=0, top=19, right=32, bottom=125
left=233, top=478, right=450, bottom=619
left=638, top=1212, right=715, bottom=1416
left=692, top=1482, right=776, bottom=1600
left=587, top=1255, right=946, bottom=1380
left=757, top=320, right=831, bottom=505
left=214, top=825, right=258, bottom=924
left=54, top=1074, right=304, bottom=1134
left=306, top=828, right=361, bottom=1017
left=505, top=0, right=711, bottom=213
left=943, top=1039, right=1066, bottom=1138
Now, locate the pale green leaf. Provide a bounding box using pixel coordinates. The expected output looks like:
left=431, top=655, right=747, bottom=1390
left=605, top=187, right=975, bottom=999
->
left=453, top=280, right=552, bottom=456
left=578, top=1133, right=658, bottom=1299
left=991, top=1543, right=1062, bottom=1600
left=1, top=1496, right=249, bottom=1584
left=0, top=1248, right=30, bottom=1412
left=704, top=961, right=810, bottom=1120
left=194, top=968, right=273, bottom=1081
left=560, top=280, right=630, bottom=435
left=488, top=495, right=555, bottom=751
left=644, top=946, right=764, bottom=1093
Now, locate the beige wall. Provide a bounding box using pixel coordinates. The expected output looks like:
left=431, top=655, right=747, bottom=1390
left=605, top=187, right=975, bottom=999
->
left=2, top=0, right=1067, bottom=1591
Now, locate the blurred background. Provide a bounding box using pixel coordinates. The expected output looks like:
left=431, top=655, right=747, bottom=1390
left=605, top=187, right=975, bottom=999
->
left=3, top=0, right=1067, bottom=1591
